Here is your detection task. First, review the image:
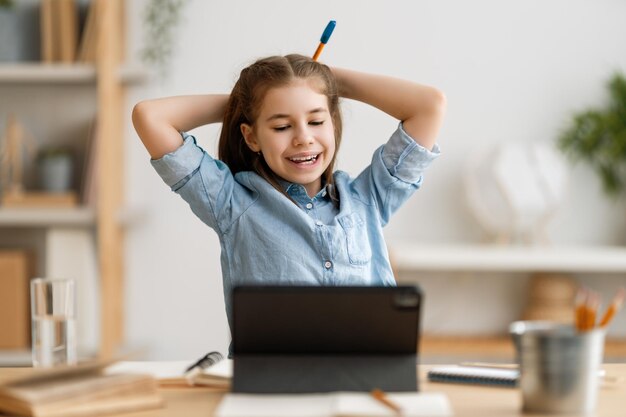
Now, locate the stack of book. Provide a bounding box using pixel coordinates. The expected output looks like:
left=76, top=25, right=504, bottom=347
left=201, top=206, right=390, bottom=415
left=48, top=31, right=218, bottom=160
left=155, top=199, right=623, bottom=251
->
left=40, top=0, right=104, bottom=64
left=0, top=360, right=163, bottom=417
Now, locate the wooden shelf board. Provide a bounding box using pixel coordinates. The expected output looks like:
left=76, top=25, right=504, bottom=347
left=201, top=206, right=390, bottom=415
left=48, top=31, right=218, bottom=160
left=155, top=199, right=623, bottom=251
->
left=420, top=335, right=626, bottom=361
left=0, top=207, right=95, bottom=227
left=0, top=63, right=147, bottom=85
left=391, top=242, right=626, bottom=273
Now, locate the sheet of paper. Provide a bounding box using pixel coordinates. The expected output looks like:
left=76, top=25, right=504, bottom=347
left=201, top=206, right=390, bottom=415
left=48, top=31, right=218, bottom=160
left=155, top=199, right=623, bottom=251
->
left=106, top=361, right=189, bottom=379
left=215, top=392, right=452, bottom=417
left=334, top=392, right=452, bottom=416
left=215, top=394, right=332, bottom=417
left=203, top=358, right=233, bottom=378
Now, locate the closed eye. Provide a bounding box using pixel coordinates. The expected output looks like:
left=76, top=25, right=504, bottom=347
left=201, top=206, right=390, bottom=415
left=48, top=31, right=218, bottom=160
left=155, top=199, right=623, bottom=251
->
left=273, top=125, right=290, bottom=132
left=309, top=120, right=324, bottom=126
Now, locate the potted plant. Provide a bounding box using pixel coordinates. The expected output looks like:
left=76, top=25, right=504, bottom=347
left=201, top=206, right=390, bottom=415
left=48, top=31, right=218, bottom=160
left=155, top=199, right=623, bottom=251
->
left=37, top=146, right=74, bottom=193
left=141, top=0, right=189, bottom=78
left=558, top=72, right=626, bottom=200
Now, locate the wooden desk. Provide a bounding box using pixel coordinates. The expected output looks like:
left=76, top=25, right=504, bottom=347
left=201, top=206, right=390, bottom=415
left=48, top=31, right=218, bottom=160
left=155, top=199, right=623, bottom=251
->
left=1, top=364, right=625, bottom=416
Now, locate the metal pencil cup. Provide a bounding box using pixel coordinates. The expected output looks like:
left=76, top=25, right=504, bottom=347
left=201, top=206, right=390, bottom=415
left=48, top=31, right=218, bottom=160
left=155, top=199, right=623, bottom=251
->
left=511, top=321, right=605, bottom=415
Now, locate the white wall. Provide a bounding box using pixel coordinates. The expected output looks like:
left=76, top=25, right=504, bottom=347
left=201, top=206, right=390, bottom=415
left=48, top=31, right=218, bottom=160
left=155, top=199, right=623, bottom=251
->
left=123, top=0, right=626, bottom=360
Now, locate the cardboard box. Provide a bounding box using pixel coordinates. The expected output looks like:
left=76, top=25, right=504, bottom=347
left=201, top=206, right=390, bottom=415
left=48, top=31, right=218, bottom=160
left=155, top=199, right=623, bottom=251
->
left=0, top=251, right=33, bottom=349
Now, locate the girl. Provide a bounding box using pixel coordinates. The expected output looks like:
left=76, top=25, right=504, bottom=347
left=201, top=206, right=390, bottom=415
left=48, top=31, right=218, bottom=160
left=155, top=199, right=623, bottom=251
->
left=132, top=54, right=445, bottom=341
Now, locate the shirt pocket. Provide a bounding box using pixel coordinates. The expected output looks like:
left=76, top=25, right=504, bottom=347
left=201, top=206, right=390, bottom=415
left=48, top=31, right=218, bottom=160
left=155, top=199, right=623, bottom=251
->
left=338, top=213, right=372, bottom=265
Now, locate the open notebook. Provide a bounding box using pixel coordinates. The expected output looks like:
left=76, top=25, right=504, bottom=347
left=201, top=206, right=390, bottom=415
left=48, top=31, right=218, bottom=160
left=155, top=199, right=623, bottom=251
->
left=107, top=359, right=232, bottom=389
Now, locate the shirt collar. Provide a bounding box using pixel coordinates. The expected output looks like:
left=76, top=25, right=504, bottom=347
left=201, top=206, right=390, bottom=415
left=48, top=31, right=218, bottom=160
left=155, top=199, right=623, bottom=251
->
left=279, top=180, right=332, bottom=201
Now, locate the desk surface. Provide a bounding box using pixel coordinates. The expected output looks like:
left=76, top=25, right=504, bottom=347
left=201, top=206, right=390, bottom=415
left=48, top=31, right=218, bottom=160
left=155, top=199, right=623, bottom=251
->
left=1, top=364, right=625, bottom=417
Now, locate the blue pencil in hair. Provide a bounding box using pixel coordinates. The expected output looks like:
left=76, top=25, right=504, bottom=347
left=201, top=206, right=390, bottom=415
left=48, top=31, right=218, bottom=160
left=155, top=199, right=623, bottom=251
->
left=312, top=20, right=336, bottom=61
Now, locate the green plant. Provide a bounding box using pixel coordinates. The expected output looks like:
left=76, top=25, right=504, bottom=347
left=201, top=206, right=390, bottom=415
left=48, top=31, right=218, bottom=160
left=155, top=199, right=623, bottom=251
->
left=0, top=0, right=14, bottom=8
left=558, top=72, right=626, bottom=199
left=37, top=146, right=72, bottom=161
left=141, top=0, right=188, bottom=78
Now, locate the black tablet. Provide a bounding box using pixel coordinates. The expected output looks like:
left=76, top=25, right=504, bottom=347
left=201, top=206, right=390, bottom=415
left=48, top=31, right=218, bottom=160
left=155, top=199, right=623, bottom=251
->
left=231, top=285, right=422, bottom=393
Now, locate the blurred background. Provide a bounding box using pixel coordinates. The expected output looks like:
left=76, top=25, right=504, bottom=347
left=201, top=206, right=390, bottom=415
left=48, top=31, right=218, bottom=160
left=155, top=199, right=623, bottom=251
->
left=1, top=0, right=626, bottom=365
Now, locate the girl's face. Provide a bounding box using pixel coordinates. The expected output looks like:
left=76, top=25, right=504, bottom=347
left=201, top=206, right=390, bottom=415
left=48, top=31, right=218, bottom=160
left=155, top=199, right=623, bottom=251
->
left=241, top=80, right=336, bottom=197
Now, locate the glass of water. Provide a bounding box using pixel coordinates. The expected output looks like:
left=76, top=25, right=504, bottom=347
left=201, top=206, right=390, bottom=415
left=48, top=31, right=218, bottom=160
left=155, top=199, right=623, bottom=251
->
left=30, top=278, right=77, bottom=367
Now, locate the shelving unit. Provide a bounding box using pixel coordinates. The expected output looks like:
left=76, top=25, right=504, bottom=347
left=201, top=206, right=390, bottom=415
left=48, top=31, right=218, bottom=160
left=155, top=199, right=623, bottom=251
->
left=0, top=0, right=138, bottom=361
left=390, top=242, right=626, bottom=273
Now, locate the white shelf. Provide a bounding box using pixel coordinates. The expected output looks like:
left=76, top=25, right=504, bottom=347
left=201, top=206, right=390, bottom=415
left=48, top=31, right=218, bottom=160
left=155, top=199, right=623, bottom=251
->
left=0, top=63, right=147, bottom=84
left=390, top=242, right=626, bottom=273
left=0, top=207, right=95, bottom=227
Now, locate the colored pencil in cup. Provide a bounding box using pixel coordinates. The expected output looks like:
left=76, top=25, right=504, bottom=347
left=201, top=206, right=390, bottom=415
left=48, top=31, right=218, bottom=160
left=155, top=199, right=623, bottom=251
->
left=575, top=287, right=588, bottom=331
left=312, top=20, right=336, bottom=61
left=585, top=291, right=600, bottom=330
left=599, top=288, right=626, bottom=328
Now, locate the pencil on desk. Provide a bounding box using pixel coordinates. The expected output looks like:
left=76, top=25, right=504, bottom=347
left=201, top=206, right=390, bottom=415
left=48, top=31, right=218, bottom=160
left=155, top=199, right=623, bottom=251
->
left=371, top=388, right=403, bottom=415
left=599, top=288, right=626, bottom=328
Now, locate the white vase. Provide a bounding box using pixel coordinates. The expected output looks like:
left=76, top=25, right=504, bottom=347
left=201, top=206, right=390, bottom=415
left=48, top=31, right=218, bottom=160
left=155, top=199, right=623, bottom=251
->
left=40, top=155, right=73, bottom=193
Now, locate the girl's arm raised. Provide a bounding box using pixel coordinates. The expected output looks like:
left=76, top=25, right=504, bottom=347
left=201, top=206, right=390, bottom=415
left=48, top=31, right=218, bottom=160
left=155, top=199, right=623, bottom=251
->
left=132, top=94, right=229, bottom=159
left=331, top=67, right=445, bottom=151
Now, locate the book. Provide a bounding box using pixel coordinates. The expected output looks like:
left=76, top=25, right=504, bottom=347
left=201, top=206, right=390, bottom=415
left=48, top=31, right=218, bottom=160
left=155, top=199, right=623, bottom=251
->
left=40, top=0, right=56, bottom=62
left=39, top=0, right=79, bottom=63
left=427, top=365, right=519, bottom=388
left=77, top=0, right=101, bottom=63
left=0, top=360, right=163, bottom=417
left=215, top=392, right=452, bottom=417
left=57, top=0, right=79, bottom=62
left=80, top=118, right=98, bottom=207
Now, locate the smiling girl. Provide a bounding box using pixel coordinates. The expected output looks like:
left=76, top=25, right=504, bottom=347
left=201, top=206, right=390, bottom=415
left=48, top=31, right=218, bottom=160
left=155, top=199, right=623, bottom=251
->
left=132, top=54, right=445, bottom=340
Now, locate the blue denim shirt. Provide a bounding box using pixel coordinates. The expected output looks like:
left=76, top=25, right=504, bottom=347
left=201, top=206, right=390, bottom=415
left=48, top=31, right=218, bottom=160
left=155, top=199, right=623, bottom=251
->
left=151, top=123, right=440, bottom=340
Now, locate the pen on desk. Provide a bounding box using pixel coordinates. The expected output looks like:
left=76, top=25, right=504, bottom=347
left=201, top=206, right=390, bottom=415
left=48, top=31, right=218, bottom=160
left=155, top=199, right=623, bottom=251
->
left=371, top=388, right=403, bottom=415
left=312, top=20, right=336, bottom=61
left=184, top=351, right=223, bottom=382
left=599, top=288, right=626, bottom=328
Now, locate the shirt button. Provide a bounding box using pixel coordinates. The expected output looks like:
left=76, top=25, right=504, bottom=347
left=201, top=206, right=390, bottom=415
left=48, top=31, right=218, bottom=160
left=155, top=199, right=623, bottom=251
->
left=324, top=261, right=332, bottom=269
left=305, top=203, right=313, bottom=209
left=316, top=220, right=323, bottom=226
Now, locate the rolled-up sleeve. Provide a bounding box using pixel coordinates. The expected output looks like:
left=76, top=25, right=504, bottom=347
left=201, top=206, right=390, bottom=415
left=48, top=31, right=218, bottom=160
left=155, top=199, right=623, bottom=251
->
left=151, top=132, right=204, bottom=190
left=382, top=123, right=441, bottom=184
left=150, top=132, right=244, bottom=234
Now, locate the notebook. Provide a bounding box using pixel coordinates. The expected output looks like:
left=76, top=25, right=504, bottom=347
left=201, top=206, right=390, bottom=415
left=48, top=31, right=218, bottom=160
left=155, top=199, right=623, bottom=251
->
left=427, top=364, right=606, bottom=388
left=215, top=392, right=452, bottom=417
left=427, top=366, right=518, bottom=387
left=107, top=359, right=233, bottom=388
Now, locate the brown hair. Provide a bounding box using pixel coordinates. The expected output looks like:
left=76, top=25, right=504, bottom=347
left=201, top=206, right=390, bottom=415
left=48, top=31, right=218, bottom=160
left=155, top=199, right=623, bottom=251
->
left=218, top=54, right=342, bottom=196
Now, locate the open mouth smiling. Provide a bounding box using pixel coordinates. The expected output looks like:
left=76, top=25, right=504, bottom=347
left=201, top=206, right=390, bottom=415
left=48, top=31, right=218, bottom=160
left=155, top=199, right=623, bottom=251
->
left=287, top=153, right=321, bottom=165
